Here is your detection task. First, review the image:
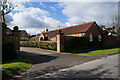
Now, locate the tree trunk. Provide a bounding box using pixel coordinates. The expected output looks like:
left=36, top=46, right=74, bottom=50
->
left=1, top=10, right=5, bottom=23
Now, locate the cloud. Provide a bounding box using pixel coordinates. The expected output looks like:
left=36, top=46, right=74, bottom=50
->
left=6, top=2, right=118, bottom=34
left=7, top=4, right=62, bottom=34
left=11, top=12, right=47, bottom=28
left=14, top=5, right=49, bottom=16
left=59, top=2, right=118, bottom=27
left=26, top=28, right=44, bottom=34
left=43, top=16, right=62, bottom=28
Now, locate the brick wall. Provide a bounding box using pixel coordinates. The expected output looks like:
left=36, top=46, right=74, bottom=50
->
left=104, top=35, right=119, bottom=47
left=2, top=23, right=20, bottom=51
left=86, top=23, right=101, bottom=36
left=3, top=33, right=20, bottom=50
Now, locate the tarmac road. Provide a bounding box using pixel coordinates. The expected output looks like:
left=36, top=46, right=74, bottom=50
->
left=11, top=47, right=103, bottom=80
left=38, top=54, right=119, bottom=79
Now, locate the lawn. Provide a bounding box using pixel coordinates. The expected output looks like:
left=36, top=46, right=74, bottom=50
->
left=61, top=47, right=120, bottom=56
left=0, top=59, right=32, bottom=78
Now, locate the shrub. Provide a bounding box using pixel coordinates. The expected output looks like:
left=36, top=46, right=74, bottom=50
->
left=20, top=38, right=35, bottom=41
left=20, top=41, right=57, bottom=50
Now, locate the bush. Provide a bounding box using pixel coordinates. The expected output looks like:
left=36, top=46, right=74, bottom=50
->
left=20, top=38, right=35, bottom=41
left=20, top=41, right=57, bottom=50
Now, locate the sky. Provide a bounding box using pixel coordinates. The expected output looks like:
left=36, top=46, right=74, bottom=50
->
left=5, top=0, right=119, bottom=35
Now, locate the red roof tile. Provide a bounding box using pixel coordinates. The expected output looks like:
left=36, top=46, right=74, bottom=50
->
left=42, top=21, right=96, bottom=37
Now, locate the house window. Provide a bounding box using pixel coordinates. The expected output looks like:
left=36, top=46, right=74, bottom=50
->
left=98, top=35, right=101, bottom=42
left=89, top=34, right=93, bottom=42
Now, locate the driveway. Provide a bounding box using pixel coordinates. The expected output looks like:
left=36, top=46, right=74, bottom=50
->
left=39, top=54, right=119, bottom=79
left=12, top=47, right=105, bottom=79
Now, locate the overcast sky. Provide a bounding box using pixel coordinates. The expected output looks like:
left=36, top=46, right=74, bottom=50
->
left=5, top=0, right=118, bottom=35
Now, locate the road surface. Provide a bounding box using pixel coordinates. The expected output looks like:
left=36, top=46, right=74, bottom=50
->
left=11, top=47, right=118, bottom=80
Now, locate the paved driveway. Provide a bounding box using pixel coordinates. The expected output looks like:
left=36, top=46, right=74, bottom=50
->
left=39, top=54, right=119, bottom=79
left=12, top=47, right=103, bottom=79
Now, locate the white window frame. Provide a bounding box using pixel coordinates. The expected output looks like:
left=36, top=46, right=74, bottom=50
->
left=98, top=35, right=101, bottom=42
left=89, top=34, right=93, bottom=42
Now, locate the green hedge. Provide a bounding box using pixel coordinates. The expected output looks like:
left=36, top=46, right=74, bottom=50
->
left=20, top=41, right=57, bottom=50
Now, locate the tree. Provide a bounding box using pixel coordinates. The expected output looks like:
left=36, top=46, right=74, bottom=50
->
left=111, top=16, right=120, bottom=36
left=0, top=0, right=17, bottom=23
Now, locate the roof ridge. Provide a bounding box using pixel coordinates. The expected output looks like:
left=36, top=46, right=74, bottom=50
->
left=83, top=21, right=96, bottom=32
left=60, top=21, right=95, bottom=30
left=45, top=21, right=95, bottom=33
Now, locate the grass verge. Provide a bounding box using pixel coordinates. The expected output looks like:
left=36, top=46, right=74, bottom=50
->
left=61, top=48, right=120, bottom=56
left=0, top=59, right=32, bottom=78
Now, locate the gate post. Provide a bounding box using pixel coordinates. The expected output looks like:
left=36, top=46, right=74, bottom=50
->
left=56, top=30, right=64, bottom=52
left=12, top=26, right=20, bottom=51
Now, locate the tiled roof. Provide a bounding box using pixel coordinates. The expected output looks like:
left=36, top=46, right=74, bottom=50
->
left=42, top=21, right=96, bottom=37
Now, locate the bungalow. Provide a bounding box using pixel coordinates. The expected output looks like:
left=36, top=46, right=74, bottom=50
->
left=20, top=30, right=29, bottom=41
left=38, top=21, right=102, bottom=41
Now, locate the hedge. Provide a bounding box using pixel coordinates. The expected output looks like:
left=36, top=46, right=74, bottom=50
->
left=20, top=41, right=57, bottom=50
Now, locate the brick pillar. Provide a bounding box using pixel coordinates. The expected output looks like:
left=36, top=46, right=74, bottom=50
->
left=12, top=26, right=20, bottom=51
left=56, top=30, right=64, bottom=52
left=2, top=23, right=7, bottom=45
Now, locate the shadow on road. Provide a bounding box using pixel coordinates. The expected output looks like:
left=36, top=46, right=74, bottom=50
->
left=18, top=51, right=58, bottom=64
left=35, top=65, right=118, bottom=79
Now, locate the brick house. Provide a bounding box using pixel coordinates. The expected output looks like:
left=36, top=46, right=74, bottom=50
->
left=20, top=30, right=29, bottom=41
left=38, top=21, right=102, bottom=41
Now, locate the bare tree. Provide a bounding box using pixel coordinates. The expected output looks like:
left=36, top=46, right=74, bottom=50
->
left=110, top=15, right=120, bottom=36
left=0, top=0, right=17, bottom=23
left=112, top=16, right=118, bottom=28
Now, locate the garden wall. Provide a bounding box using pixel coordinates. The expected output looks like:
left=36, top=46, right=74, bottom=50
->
left=104, top=36, right=119, bottom=47
left=63, top=36, right=105, bottom=51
